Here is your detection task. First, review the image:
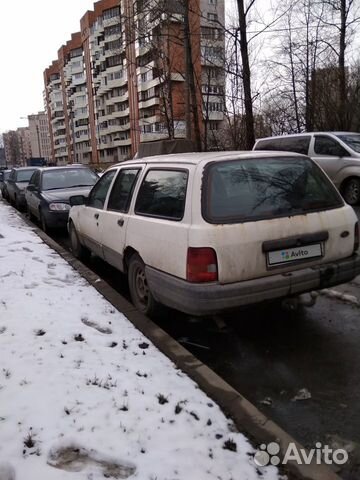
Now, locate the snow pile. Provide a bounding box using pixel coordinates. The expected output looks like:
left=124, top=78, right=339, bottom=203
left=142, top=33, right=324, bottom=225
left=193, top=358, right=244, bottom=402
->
left=0, top=202, right=281, bottom=479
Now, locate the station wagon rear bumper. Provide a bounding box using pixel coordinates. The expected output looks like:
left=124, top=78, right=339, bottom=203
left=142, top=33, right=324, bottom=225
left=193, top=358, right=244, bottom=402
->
left=146, top=254, right=360, bottom=316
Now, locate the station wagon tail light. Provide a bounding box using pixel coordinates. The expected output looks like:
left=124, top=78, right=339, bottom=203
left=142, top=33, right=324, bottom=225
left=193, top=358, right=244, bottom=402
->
left=355, top=222, right=359, bottom=252
left=187, top=247, right=218, bottom=282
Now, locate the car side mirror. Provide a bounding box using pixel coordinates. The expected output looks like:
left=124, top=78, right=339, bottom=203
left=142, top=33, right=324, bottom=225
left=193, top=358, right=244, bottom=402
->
left=70, top=195, right=86, bottom=206
left=27, top=185, right=36, bottom=192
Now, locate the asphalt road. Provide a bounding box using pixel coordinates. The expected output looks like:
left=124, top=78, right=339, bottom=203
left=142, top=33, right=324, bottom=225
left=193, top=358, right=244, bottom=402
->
left=48, top=205, right=360, bottom=479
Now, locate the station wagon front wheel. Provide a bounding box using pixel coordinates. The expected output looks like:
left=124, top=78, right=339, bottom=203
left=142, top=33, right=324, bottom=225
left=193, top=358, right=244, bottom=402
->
left=69, top=222, right=90, bottom=261
left=128, top=254, right=158, bottom=316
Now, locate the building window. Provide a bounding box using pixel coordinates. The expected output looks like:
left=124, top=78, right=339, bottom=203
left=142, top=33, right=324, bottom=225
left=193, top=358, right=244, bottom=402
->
left=104, top=24, right=121, bottom=37
left=106, top=55, right=122, bottom=67
left=103, top=6, right=120, bottom=20
left=210, top=102, right=223, bottom=112
left=207, top=13, right=218, bottom=21
left=201, top=27, right=222, bottom=40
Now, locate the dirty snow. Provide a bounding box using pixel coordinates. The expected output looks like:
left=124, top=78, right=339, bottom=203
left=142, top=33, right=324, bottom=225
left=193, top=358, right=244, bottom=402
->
left=0, top=202, right=282, bottom=480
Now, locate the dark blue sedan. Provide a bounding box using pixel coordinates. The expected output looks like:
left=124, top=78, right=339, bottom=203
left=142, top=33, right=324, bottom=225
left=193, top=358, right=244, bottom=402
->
left=25, top=166, right=98, bottom=232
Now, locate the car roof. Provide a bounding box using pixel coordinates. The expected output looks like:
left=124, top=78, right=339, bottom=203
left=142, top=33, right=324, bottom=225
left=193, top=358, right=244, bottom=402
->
left=12, top=166, right=39, bottom=171
left=30, top=165, right=92, bottom=172
left=256, top=132, right=358, bottom=141
left=111, top=150, right=307, bottom=168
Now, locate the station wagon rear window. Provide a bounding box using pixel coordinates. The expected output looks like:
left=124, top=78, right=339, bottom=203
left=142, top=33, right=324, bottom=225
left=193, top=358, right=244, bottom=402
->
left=202, top=157, right=343, bottom=224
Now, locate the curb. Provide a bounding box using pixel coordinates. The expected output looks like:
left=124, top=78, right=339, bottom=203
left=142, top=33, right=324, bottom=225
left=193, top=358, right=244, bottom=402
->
left=26, top=219, right=340, bottom=480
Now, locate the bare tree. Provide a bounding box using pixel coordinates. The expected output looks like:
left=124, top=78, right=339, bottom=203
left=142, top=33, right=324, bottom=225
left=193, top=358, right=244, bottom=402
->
left=261, top=0, right=334, bottom=133
left=236, top=0, right=256, bottom=149
left=320, top=0, right=360, bottom=128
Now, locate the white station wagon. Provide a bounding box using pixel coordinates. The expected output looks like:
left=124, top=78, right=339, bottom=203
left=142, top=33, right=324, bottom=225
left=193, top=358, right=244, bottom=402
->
left=68, top=152, right=360, bottom=316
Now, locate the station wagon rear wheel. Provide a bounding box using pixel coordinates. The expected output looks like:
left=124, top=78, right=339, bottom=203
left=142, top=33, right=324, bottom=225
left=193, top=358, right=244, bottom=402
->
left=128, top=254, right=158, bottom=316
left=69, top=222, right=90, bottom=261
left=342, top=178, right=360, bottom=205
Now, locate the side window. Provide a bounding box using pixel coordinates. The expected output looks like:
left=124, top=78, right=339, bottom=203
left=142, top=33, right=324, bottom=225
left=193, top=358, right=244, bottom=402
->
left=9, top=170, right=15, bottom=181
left=135, top=169, right=188, bottom=220
left=29, top=171, right=39, bottom=187
left=34, top=172, right=41, bottom=188
left=314, top=136, right=348, bottom=157
left=255, top=137, right=310, bottom=155
left=281, top=137, right=310, bottom=155
left=87, top=170, right=116, bottom=209
left=107, top=169, right=140, bottom=213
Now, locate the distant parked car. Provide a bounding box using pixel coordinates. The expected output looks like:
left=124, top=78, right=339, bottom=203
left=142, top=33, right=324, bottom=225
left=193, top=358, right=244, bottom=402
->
left=253, top=132, right=360, bottom=205
left=26, top=166, right=98, bottom=232
left=6, top=167, right=38, bottom=209
left=68, top=151, right=360, bottom=317
left=0, top=169, right=11, bottom=200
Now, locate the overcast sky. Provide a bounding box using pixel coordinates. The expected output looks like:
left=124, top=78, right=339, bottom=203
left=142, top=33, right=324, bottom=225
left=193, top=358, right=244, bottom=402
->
left=0, top=0, right=95, bottom=134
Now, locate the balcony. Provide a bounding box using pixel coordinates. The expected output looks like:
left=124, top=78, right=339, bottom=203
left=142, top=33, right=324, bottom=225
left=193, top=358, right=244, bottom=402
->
left=206, top=111, right=224, bottom=121
left=105, top=92, right=128, bottom=106
left=137, top=76, right=161, bottom=92
left=138, top=114, right=161, bottom=126
left=106, top=123, right=130, bottom=134
left=140, top=131, right=169, bottom=142
left=72, top=74, right=86, bottom=86
left=103, top=15, right=121, bottom=27
left=138, top=97, right=160, bottom=109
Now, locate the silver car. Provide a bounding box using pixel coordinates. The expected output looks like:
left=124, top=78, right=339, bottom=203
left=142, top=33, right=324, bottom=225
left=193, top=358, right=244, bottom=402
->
left=253, top=132, right=360, bottom=205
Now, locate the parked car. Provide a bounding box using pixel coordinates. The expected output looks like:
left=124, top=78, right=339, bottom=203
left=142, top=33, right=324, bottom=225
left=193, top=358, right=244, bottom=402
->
left=253, top=132, right=360, bottom=205
left=25, top=166, right=98, bottom=232
left=6, top=167, right=38, bottom=209
left=0, top=169, right=11, bottom=200
left=68, top=151, right=360, bottom=317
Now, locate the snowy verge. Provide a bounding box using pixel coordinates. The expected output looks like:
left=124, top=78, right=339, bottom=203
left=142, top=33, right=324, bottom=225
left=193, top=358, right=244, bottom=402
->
left=0, top=202, right=281, bottom=479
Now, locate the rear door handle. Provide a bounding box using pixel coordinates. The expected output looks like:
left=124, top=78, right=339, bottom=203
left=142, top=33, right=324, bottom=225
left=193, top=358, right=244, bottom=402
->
left=94, top=213, right=99, bottom=219
left=117, top=218, right=124, bottom=227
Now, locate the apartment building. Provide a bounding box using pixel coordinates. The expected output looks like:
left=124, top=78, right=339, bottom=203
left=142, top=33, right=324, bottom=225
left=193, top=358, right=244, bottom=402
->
left=28, top=112, right=51, bottom=162
left=58, top=33, right=92, bottom=165
left=3, top=128, right=32, bottom=167
left=44, top=61, right=68, bottom=164
left=200, top=0, right=225, bottom=145
left=17, top=127, right=32, bottom=165
left=44, top=0, right=225, bottom=166
left=82, top=0, right=132, bottom=164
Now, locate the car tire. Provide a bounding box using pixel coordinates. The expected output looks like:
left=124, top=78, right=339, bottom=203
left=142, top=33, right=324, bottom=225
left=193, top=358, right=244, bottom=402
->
left=14, top=194, right=21, bottom=210
left=342, top=178, right=360, bottom=205
left=69, top=222, right=90, bottom=261
left=39, top=209, right=50, bottom=234
left=26, top=204, right=35, bottom=222
left=128, top=254, right=159, bottom=316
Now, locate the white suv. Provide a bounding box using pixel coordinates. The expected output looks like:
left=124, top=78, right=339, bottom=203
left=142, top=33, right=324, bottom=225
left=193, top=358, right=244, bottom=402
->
left=68, top=151, right=360, bottom=316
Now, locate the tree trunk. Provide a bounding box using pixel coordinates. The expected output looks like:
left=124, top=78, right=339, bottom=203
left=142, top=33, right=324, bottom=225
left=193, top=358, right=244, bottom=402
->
left=339, top=0, right=347, bottom=128
left=236, top=0, right=255, bottom=149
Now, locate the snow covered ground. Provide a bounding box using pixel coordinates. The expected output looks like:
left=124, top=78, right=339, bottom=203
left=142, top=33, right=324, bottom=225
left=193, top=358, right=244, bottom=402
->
left=0, top=201, right=282, bottom=480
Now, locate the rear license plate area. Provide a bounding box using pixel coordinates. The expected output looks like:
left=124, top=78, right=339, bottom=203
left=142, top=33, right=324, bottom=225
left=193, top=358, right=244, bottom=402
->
left=267, top=243, right=323, bottom=268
